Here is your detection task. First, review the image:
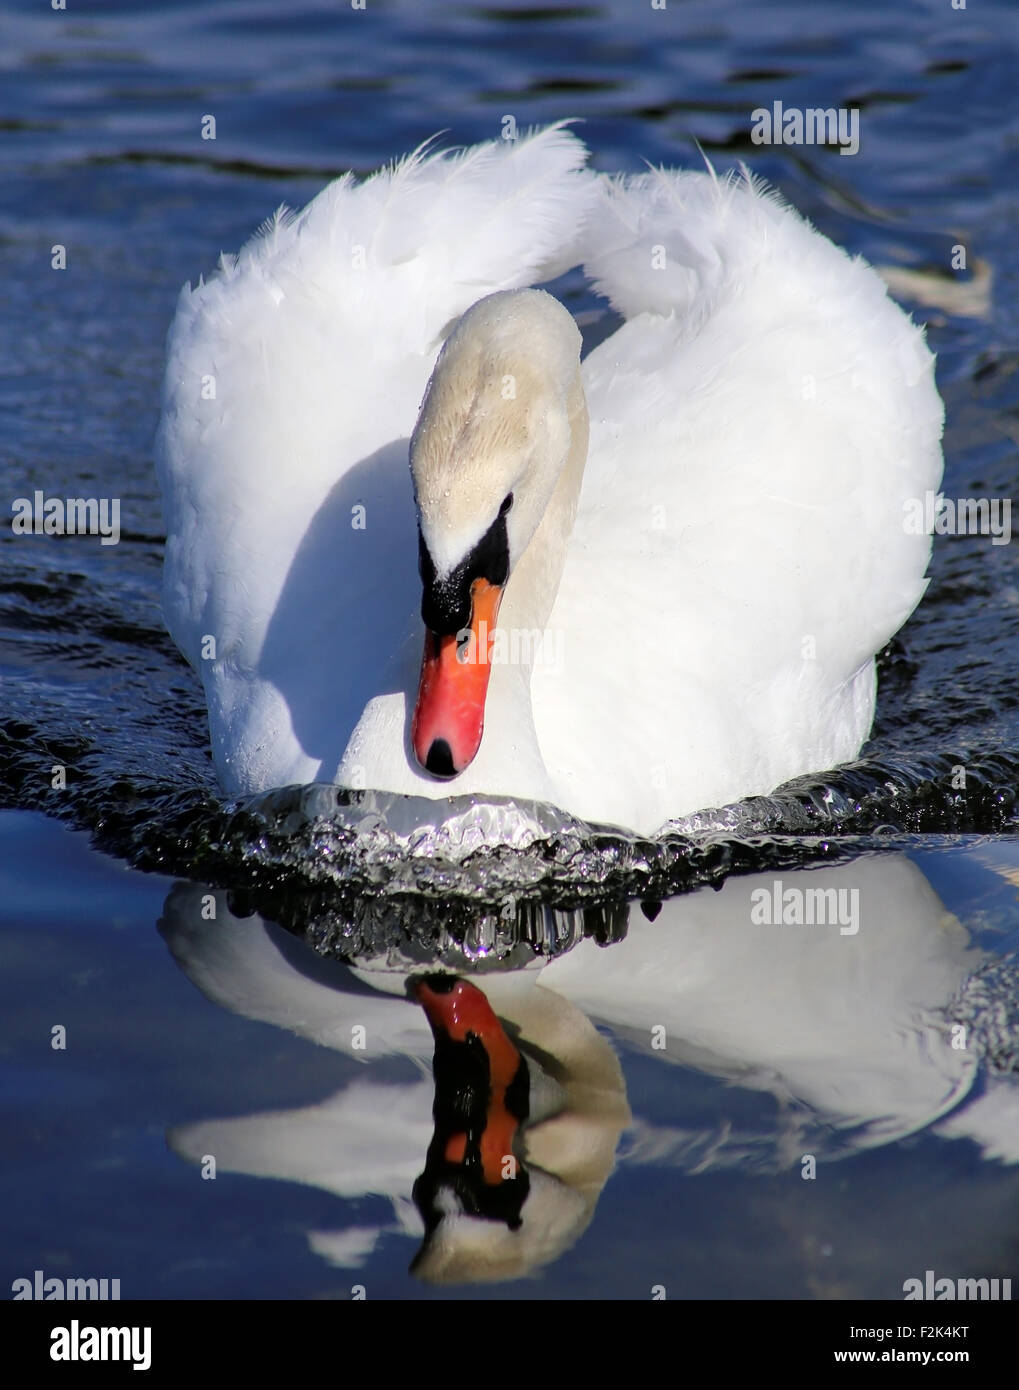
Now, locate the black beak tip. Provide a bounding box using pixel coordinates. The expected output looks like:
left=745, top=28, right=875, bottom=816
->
left=424, top=739, right=457, bottom=778
left=420, top=972, right=459, bottom=994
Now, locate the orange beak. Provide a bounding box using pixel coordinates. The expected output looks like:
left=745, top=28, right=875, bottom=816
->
left=411, top=577, right=503, bottom=778
left=413, top=976, right=525, bottom=1187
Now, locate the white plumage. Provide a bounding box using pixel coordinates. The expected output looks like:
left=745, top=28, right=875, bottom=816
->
left=156, top=124, right=943, bottom=835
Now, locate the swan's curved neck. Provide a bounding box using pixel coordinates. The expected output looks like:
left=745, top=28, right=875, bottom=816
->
left=451, top=368, right=588, bottom=802
left=499, top=367, right=589, bottom=636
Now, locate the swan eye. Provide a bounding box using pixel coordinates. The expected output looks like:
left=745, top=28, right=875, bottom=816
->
left=500, top=492, right=514, bottom=516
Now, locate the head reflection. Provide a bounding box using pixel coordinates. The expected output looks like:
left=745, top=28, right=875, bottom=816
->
left=411, top=975, right=531, bottom=1240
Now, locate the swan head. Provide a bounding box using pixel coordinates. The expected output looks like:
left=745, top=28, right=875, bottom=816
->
left=409, top=288, right=585, bottom=779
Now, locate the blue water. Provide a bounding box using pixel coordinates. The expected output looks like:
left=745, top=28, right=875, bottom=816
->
left=1, top=0, right=1018, bottom=1299
left=2, top=811, right=1018, bottom=1299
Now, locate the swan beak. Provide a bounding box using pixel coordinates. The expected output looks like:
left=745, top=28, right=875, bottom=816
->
left=411, top=577, right=504, bottom=778
left=413, top=975, right=527, bottom=1188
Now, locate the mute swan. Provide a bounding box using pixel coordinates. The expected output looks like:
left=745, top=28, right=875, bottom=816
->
left=156, top=124, right=943, bottom=836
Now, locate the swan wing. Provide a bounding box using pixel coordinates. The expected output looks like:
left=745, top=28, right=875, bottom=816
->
left=156, top=126, right=598, bottom=793
left=533, top=167, right=944, bottom=829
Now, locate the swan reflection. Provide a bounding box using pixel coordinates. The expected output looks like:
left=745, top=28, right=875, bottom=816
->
left=158, top=853, right=1019, bottom=1284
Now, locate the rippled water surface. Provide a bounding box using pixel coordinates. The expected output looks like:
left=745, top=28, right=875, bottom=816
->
left=1, top=0, right=1018, bottom=1300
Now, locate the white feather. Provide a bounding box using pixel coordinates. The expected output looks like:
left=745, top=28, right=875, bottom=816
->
left=156, top=129, right=943, bottom=834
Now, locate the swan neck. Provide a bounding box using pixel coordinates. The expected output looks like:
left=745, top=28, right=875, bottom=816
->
left=501, top=367, right=588, bottom=636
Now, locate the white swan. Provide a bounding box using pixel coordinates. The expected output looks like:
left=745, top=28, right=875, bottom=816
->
left=156, top=124, right=943, bottom=835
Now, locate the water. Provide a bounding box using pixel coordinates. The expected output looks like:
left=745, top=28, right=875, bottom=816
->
left=1, top=0, right=1018, bottom=1299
